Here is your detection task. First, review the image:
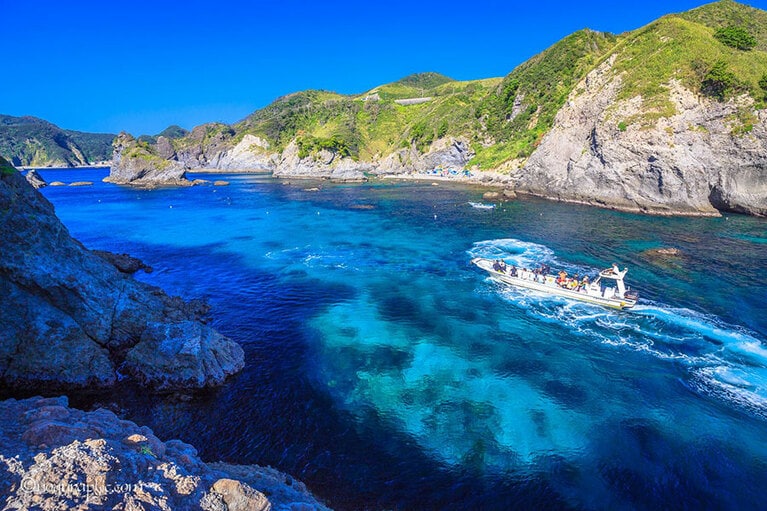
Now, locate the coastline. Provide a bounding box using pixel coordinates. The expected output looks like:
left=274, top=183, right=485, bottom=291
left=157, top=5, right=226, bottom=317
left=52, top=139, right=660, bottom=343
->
left=149, top=167, right=732, bottom=217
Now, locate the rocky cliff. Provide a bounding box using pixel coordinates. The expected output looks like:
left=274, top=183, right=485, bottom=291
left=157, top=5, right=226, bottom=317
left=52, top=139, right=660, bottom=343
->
left=0, top=396, right=330, bottom=510
left=105, top=1, right=767, bottom=216
left=517, top=38, right=767, bottom=216
left=0, top=156, right=244, bottom=391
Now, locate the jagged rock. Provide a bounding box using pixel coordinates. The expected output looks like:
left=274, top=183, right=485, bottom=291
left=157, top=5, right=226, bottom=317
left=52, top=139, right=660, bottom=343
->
left=0, top=396, right=330, bottom=510
left=373, top=137, right=474, bottom=175
left=49, top=181, right=66, bottom=186
left=106, top=132, right=189, bottom=187
left=503, top=189, right=517, bottom=199
left=519, top=56, right=767, bottom=216
left=69, top=181, right=93, bottom=186
left=213, top=180, right=230, bottom=186
left=24, top=169, right=47, bottom=189
left=157, top=135, right=177, bottom=160
left=0, top=156, right=244, bottom=391
left=92, top=250, right=153, bottom=274
left=274, top=141, right=369, bottom=181
left=483, top=191, right=500, bottom=200
left=209, top=134, right=276, bottom=171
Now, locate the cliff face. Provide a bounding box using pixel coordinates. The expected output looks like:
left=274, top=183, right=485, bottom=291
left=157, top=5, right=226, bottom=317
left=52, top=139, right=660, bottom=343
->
left=517, top=58, right=767, bottom=216
left=0, top=157, right=244, bottom=391
left=0, top=396, right=330, bottom=510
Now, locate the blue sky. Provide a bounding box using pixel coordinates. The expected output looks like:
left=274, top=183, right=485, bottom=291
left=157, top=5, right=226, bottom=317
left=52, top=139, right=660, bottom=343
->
left=2, top=0, right=766, bottom=135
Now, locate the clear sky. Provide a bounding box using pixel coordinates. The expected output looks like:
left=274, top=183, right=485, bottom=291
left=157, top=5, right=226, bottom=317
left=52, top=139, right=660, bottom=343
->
left=2, top=0, right=766, bottom=135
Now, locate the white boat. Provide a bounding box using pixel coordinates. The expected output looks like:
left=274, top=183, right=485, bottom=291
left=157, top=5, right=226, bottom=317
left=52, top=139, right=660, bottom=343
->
left=468, top=202, right=495, bottom=210
left=471, top=258, right=639, bottom=310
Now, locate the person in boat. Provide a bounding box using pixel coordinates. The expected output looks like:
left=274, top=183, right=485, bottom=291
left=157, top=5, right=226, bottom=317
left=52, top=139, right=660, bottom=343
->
left=499, top=260, right=507, bottom=272
left=509, top=265, right=517, bottom=277
left=493, top=260, right=502, bottom=271
left=557, top=270, right=567, bottom=287
left=580, top=275, right=590, bottom=291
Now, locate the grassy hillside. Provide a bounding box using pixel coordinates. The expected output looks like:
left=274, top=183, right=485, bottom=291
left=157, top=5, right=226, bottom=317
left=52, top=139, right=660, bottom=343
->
left=229, top=74, right=502, bottom=162
left=606, top=0, right=767, bottom=128
left=144, top=1, right=767, bottom=172
left=0, top=115, right=114, bottom=167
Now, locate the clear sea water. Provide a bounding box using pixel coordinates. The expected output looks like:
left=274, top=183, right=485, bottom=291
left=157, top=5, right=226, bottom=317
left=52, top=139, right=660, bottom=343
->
left=36, top=168, right=767, bottom=510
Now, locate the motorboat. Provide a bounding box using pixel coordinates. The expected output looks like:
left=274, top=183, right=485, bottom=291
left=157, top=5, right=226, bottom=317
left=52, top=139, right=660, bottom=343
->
left=468, top=202, right=496, bottom=210
left=471, top=258, right=639, bottom=310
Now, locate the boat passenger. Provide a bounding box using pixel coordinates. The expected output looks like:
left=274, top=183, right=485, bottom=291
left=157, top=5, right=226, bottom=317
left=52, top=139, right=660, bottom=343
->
left=510, top=265, right=517, bottom=277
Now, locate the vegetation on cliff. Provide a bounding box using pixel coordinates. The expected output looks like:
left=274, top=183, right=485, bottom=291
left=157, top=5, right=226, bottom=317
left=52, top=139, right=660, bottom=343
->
left=0, top=115, right=114, bottom=167
left=122, top=1, right=764, bottom=178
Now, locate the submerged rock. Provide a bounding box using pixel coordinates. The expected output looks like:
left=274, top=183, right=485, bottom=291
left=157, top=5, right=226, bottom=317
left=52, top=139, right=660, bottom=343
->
left=0, top=156, right=244, bottom=391
left=0, top=396, right=330, bottom=510
left=24, top=169, right=47, bottom=189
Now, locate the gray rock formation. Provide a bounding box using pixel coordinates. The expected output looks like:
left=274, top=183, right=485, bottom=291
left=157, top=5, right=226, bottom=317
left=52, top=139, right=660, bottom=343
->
left=274, top=141, right=370, bottom=182
left=518, top=57, right=767, bottom=216
left=24, top=169, right=47, bottom=189
left=106, top=132, right=188, bottom=187
left=0, top=396, right=330, bottom=510
left=372, top=137, right=475, bottom=176
left=0, top=156, right=244, bottom=391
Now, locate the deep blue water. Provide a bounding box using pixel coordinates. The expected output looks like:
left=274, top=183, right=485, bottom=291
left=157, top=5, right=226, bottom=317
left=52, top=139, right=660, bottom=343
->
left=35, top=168, right=767, bottom=510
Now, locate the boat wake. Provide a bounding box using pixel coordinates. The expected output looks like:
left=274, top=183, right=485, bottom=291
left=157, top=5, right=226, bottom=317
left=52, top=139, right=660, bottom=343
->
left=469, top=238, right=767, bottom=419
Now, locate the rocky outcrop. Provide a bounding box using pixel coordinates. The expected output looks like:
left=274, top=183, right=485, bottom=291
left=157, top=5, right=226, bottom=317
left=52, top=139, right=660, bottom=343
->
left=0, top=396, right=330, bottom=510
left=518, top=57, right=767, bottom=216
left=273, top=141, right=370, bottom=182
left=92, top=250, right=153, bottom=274
left=206, top=135, right=276, bottom=171
left=372, top=137, right=475, bottom=176
left=0, top=156, right=244, bottom=391
left=106, top=132, right=188, bottom=187
left=24, top=169, right=47, bottom=189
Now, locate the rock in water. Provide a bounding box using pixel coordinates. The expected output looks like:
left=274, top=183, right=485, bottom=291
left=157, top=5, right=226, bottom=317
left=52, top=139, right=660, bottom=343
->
left=92, top=249, right=153, bottom=273
left=0, top=396, right=330, bottom=510
left=105, top=132, right=189, bottom=187
left=24, top=169, right=47, bottom=189
left=0, top=156, right=244, bottom=391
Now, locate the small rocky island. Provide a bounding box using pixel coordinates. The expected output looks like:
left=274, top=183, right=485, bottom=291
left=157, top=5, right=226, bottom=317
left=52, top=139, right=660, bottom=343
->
left=0, top=156, right=330, bottom=509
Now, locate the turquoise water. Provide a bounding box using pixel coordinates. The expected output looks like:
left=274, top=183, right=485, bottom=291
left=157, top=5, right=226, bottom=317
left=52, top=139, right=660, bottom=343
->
left=37, top=168, right=767, bottom=510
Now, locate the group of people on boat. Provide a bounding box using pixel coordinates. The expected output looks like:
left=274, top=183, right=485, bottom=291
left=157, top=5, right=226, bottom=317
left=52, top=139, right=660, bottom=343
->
left=491, top=260, right=593, bottom=292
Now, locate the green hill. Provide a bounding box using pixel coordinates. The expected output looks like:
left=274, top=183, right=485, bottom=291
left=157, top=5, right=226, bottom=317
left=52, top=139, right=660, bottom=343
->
left=120, top=1, right=767, bottom=180
left=0, top=115, right=115, bottom=167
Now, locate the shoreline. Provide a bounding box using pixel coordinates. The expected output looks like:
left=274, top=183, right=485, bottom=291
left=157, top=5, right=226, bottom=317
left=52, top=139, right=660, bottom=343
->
left=52, top=164, right=729, bottom=218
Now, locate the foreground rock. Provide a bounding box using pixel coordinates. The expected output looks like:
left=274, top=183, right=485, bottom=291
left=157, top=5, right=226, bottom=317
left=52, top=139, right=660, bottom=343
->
left=0, top=396, right=330, bottom=510
left=24, top=169, right=47, bottom=189
left=0, top=157, right=244, bottom=391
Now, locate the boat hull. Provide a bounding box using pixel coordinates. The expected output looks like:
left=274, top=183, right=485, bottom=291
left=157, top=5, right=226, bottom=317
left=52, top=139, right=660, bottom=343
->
left=472, top=258, right=637, bottom=310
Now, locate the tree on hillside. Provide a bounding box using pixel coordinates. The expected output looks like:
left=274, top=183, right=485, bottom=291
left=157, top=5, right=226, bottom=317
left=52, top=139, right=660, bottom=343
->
left=714, top=25, right=757, bottom=50
left=701, top=60, right=738, bottom=100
